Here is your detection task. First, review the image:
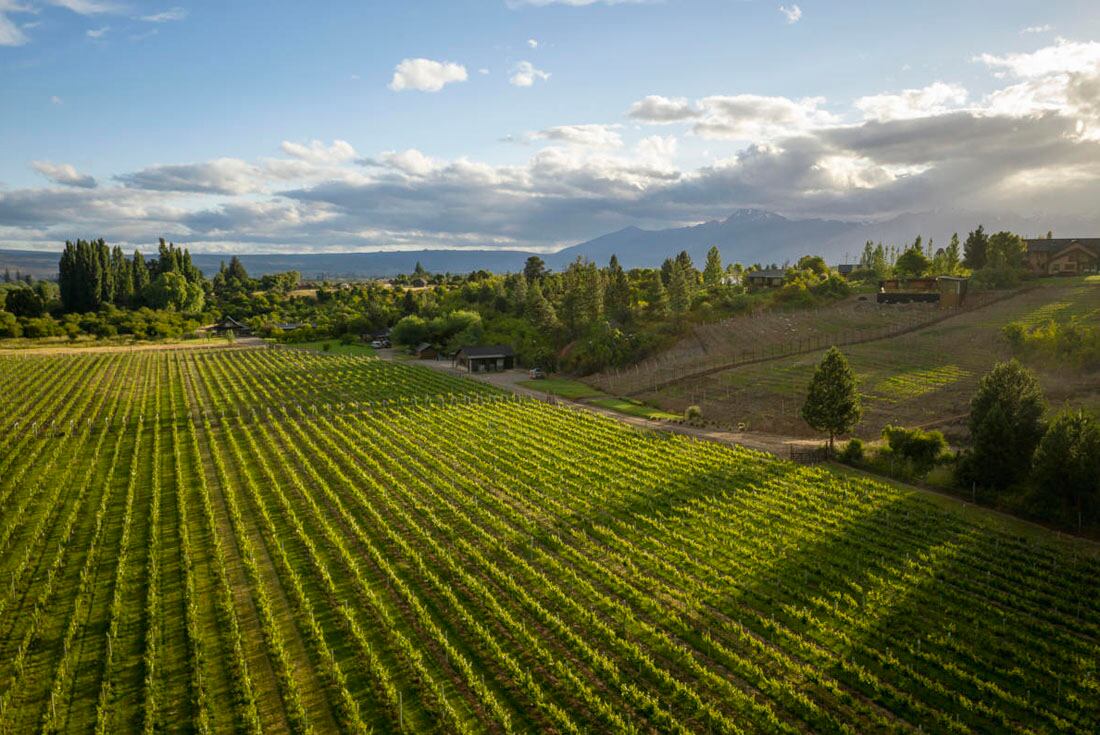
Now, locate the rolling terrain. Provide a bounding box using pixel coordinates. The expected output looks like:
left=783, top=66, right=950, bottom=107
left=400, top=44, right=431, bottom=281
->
left=0, top=348, right=1097, bottom=733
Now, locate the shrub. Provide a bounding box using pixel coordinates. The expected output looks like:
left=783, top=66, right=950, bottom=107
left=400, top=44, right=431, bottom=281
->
left=1031, top=409, right=1100, bottom=526
left=685, top=405, right=702, bottom=422
left=322, top=342, right=332, bottom=352
left=881, top=425, right=947, bottom=475
left=838, top=438, right=864, bottom=464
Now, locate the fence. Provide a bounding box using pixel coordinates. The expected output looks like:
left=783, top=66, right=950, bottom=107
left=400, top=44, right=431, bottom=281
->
left=604, top=287, right=1032, bottom=397
left=789, top=445, right=829, bottom=464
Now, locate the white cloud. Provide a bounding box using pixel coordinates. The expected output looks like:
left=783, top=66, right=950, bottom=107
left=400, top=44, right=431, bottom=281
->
left=116, top=158, right=265, bottom=195
left=388, top=58, right=468, bottom=92
left=0, top=0, right=31, bottom=46
left=380, top=148, right=439, bottom=177
left=47, top=0, right=118, bottom=14
left=141, top=7, right=187, bottom=22
left=778, top=4, right=802, bottom=24
left=692, top=94, right=838, bottom=140
left=478, top=67, right=490, bottom=75
left=855, top=82, right=969, bottom=122
left=1021, top=24, right=1053, bottom=35
left=527, top=38, right=538, bottom=49
left=32, top=161, right=97, bottom=188
left=86, top=25, right=109, bottom=38
left=280, top=139, right=358, bottom=164
left=509, top=60, right=550, bottom=87
left=978, top=38, right=1100, bottom=78
left=628, top=95, right=699, bottom=122
left=532, top=124, right=623, bottom=148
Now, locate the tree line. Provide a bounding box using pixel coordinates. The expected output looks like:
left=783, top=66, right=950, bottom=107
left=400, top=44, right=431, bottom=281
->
left=58, top=238, right=206, bottom=313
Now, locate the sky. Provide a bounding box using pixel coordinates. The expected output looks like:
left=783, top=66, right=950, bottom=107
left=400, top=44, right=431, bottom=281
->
left=2, top=0, right=1100, bottom=254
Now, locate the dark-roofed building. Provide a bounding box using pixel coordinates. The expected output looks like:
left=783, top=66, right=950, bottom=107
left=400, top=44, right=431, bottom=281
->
left=412, top=342, right=438, bottom=360
left=744, top=268, right=787, bottom=288
left=208, top=316, right=251, bottom=336
left=1024, top=238, right=1100, bottom=276
left=836, top=264, right=858, bottom=277
left=454, top=345, right=515, bottom=373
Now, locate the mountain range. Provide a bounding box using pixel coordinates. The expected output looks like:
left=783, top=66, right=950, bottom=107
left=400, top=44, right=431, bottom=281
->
left=3, top=209, right=1096, bottom=280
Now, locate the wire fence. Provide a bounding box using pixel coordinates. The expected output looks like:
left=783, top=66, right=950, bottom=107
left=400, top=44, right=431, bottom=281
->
left=599, top=288, right=1032, bottom=397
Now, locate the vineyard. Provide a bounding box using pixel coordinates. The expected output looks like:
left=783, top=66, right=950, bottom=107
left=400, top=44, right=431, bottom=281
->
left=1, top=347, right=1098, bottom=733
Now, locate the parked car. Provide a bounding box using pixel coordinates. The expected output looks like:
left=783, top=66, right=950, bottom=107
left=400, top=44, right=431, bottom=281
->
left=370, top=340, right=383, bottom=348
left=527, top=367, right=546, bottom=380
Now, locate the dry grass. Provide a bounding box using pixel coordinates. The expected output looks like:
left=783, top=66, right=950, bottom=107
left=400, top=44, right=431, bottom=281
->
left=633, top=278, right=1100, bottom=439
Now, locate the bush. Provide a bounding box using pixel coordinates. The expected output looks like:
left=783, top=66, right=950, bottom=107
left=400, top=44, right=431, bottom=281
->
left=1030, top=409, right=1100, bottom=526
left=881, top=425, right=947, bottom=476
left=322, top=342, right=332, bottom=352
left=685, top=405, right=702, bottom=422
left=838, top=438, right=864, bottom=464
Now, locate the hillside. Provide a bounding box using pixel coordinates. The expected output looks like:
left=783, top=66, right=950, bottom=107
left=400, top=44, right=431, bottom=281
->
left=0, top=347, right=1097, bottom=733
left=624, top=277, right=1100, bottom=438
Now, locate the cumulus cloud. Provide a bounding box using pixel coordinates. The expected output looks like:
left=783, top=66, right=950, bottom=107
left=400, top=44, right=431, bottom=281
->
left=855, top=82, right=969, bottom=122
left=509, top=60, right=550, bottom=87
left=32, top=161, right=98, bottom=188
left=388, top=58, right=468, bottom=92
left=628, top=95, right=699, bottom=122
left=116, top=158, right=265, bottom=195
left=280, top=139, right=358, bottom=164
left=6, top=38, right=1100, bottom=254
left=531, top=124, right=623, bottom=148
left=86, top=25, right=109, bottom=38
left=527, top=38, right=538, bottom=48
left=140, top=7, right=187, bottom=22
left=778, top=4, right=802, bottom=23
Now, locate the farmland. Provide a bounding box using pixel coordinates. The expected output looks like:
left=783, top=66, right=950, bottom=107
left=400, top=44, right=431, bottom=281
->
left=1, top=348, right=1099, bottom=733
left=634, top=277, right=1100, bottom=437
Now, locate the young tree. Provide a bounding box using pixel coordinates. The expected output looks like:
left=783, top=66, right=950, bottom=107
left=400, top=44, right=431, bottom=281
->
left=648, top=271, right=670, bottom=318
left=944, top=233, right=962, bottom=274
left=1031, top=409, right=1100, bottom=525
left=703, top=245, right=724, bottom=286
left=525, top=280, right=560, bottom=333
left=801, top=346, right=862, bottom=453
left=963, top=225, right=989, bottom=270
left=605, top=254, right=631, bottom=323
left=667, top=259, right=692, bottom=314
left=960, top=359, right=1045, bottom=492
left=523, top=255, right=547, bottom=282
left=895, top=243, right=931, bottom=278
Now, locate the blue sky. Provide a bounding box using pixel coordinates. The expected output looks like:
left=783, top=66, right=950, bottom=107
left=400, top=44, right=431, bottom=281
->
left=2, top=1, right=1100, bottom=253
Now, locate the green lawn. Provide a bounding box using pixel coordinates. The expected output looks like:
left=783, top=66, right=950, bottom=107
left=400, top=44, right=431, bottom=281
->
left=282, top=339, right=377, bottom=356
left=517, top=377, right=606, bottom=399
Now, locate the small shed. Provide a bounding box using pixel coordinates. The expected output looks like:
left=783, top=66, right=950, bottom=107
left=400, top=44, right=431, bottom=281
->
left=412, top=342, right=438, bottom=360
left=836, top=264, right=858, bottom=277
left=209, top=316, right=251, bottom=336
left=274, top=322, right=303, bottom=331
left=745, top=268, right=787, bottom=288
left=877, top=277, right=939, bottom=304
left=454, top=345, right=515, bottom=373
left=936, top=276, right=969, bottom=309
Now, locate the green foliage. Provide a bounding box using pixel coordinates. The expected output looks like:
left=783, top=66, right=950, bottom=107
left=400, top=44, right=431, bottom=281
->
left=0, top=310, right=21, bottom=337
left=894, top=243, right=931, bottom=278
left=880, top=425, right=947, bottom=476
left=703, top=246, right=724, bottom=285
left=684, top=404, right=702, bottom=421
left=838, top=438, right=864, bottom=464
left=963, top=225, right=988, bottom=270
left=959, top=360, right=1045, bottom=492
left=145, top=272, right=205, bottom=314
left=4, top=286, right=46, bottom=318
left=1004, top=317, right=1100, bottom=369
left=801, top=347, right=862, bottom=450
left=1031, top=409, right=1100, bottom=523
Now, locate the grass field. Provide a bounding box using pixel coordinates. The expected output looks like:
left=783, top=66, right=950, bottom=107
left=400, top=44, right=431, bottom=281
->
left=1, top=348, right=1098, bottom=733
left=640, top=277, right=1100, bottom=437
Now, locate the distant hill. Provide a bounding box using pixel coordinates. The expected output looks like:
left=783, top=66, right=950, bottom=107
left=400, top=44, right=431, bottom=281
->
left=3, top=208, right=1095, bottom=280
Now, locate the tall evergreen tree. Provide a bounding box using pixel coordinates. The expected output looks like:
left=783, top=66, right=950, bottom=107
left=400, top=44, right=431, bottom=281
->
left=525, top=280, right=560, bottom=333
left=132, top=250, right=150, bottom=305
left=801, top=347, right=862, bottom=453
left=605, top=254, right=631, bottom=323
left=668, top=259, right=692, bottom=314
left=963, top=225, right=989, bottom=270
left=703, top=245, right=724, bottom=286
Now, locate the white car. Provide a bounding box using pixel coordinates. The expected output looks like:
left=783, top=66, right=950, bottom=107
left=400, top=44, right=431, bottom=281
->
left=370, top=340, right=384, bottom=348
